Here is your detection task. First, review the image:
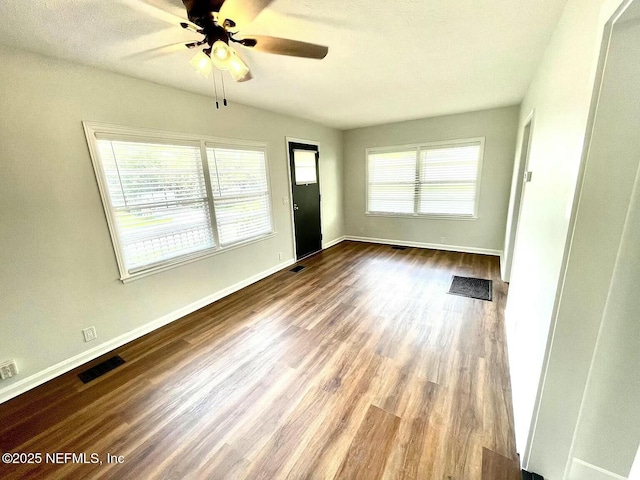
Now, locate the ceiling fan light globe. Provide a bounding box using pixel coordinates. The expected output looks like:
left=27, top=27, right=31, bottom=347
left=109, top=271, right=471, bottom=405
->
left=189, top=51, right=213, bottom=77
left=230, top=60, right=243, bottom=72
left=212, top=40, right=231, bottom=61
left=210, top=55, right=229, bottom=71
left=230, top=68, right=251, bottom=82
left=227, top=50, right=250, bottom=81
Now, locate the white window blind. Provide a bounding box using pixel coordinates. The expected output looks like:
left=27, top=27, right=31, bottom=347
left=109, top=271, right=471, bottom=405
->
left=419, top=144, right=481, bottom=216
left=206, top=145, right=272, bottom=246
left=367, top=149, right=417, bottom=214
left=85, top=123, right=274, bottom=281
left=366, top=139, right=483, bottom=217
left=96, top=138, right=215, bottom=272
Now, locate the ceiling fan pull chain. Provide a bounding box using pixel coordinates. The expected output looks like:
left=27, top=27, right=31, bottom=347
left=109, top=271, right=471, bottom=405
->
left=212, top=69, right=220, bottom=109
left=221, top=73, right=228, bottom=107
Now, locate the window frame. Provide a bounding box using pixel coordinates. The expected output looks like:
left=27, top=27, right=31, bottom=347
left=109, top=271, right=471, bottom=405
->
left=365, top=137, right=485, bottom=220
left=83, top=122, right=275, bottom=283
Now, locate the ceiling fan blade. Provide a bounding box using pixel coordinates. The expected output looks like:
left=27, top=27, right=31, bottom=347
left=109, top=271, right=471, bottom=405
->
left=124, top=42, right=189, bottom=60
left=218, top=0, right=275, bottom=28
left=237, top=35, right=328, bottom=59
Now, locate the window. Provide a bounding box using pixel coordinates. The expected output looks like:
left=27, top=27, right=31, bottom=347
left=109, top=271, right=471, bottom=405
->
left=84, top=123, right=273, bottom=281
left=292, top=149, right=317, bottom=185
left=366, top=138, right=484, bottom=218
left=206, top=144, right=272, bottom=246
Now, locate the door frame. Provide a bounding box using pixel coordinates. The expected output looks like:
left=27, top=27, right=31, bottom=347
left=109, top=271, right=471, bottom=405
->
left=285, top=136, right=323, bottom=260
left=503, top=108, right=536, bottom=282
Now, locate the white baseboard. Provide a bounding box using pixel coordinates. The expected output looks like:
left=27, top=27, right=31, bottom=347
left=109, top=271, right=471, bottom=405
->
left=568, top=458, right=627, bottom=480
left=0, top=259, right=295, bottom=405
left=344, top=235, right=502, bottom=257
left=323, top=235, right=346, bottom=249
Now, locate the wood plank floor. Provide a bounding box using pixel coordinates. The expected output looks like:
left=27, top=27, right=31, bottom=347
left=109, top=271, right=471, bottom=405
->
left=0, top=241, right=520, bottom=479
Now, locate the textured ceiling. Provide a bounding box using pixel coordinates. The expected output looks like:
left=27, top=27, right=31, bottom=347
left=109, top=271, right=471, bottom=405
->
left=0, top=0, right=567, bottom=129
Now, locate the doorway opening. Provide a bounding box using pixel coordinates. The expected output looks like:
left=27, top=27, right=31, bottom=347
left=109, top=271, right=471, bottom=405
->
left=503, top=111, right=534, bottom=281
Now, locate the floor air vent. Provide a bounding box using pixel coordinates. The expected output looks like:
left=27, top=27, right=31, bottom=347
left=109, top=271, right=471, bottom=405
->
left=290, top=266, right=306, bottom=272
left=78, top=355, right=125, bottom=384
left=391, top=246, right=407, bottom=250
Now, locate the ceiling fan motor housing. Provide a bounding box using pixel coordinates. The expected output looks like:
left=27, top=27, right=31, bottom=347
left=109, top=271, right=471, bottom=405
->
left=205, top=25, right=230, bottom=46
left=183, top=0, right=225, bottom=26
left=183, top=0, right=231, bottom=46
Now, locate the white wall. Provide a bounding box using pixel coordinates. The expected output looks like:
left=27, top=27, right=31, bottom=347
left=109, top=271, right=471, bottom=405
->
left=0, top=45, right=343, bottom=402
left=630, top=447, right=640, bottom=480
left=342, top=106, right=519, bottom=254
left=566, top=163, right=640, bottom=479
left=502, top=0, right=627, bottom=477
left=564, top=9, right=640, bottom=479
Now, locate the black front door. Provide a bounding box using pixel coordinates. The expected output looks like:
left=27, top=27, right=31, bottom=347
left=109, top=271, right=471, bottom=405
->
left=288, top=142, right=322, bottom=259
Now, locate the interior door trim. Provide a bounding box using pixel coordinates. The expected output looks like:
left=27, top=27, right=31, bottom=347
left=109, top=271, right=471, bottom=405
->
left=285, top=137, right=322, bottom=261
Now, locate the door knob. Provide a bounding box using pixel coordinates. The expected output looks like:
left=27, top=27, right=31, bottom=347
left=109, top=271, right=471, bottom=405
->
left=293, top=204, right=299, bottom=210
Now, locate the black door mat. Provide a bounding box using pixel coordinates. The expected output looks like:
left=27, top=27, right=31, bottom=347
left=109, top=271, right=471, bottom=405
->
left=448, top=276, right=493, bottom=301
left=290, top=265, right=306, bottom=272
left=78, top=355, right=125, bottom=384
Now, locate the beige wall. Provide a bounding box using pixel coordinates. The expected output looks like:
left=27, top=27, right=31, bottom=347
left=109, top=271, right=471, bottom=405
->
left=342, top=106, right=519, bottom=254
left=0, top=45, right=343, bottom=401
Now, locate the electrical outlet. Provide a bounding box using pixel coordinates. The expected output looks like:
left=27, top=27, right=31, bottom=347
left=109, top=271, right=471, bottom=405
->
left=440, top=237, right=446, bottom=244
left=282, top=196, right=288, bottom=205
left=278, top=252, right=283, bottom=261
left=83, top=326, right=97, bottom=343
left=0, top=360, right=18, bottom=380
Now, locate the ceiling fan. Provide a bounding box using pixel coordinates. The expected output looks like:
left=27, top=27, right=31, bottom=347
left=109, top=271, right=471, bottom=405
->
left=178, top=0, right=329, bottom=83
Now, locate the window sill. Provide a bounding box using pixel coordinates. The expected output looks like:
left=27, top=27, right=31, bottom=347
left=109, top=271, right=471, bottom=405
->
left=365, top=212, right=478, bottom=221
left=120, top=231, right=277, bottom=283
